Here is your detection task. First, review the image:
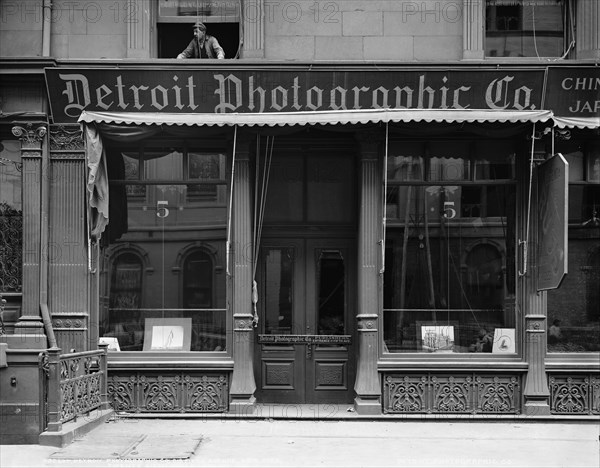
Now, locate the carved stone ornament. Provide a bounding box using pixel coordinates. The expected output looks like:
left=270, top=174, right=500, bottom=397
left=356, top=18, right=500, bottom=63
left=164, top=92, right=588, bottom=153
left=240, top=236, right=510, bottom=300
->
left=12, top=124, right=47, bottom=147
left=49, top=126, right=84, bottom=151
left=234, top=319, right=253, bottom=330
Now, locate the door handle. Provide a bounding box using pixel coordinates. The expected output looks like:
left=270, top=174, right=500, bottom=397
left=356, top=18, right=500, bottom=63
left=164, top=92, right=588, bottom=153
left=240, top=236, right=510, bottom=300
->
left=306, top=343, right=313, bottom=360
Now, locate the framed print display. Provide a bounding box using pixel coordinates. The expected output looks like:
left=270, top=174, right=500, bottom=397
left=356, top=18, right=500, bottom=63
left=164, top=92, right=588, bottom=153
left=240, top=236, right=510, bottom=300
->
left=418, top=322, right=457, bottom=353
left=143, top=318, right=192, bottom=351
left=99, top=336, right=121, bottom=351
left=492, top=328, right=516, bottom=354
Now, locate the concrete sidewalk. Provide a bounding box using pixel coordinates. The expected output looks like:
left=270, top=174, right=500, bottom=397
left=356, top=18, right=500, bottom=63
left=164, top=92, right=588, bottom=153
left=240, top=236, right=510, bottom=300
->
left=1, top=417, right=599, bottom=468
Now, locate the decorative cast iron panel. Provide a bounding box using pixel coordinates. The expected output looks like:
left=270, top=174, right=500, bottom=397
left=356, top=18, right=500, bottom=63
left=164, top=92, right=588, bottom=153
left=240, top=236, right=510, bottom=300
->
left=0, top=203, right=22, bottom=292
left=384, top=373, right=521, bottom=414
left=140, top=375, right=179, bottom=412
left=475, top=376, right=519, bottom=413
left=384, top=376, right=427, bottom=413
left=183, top=375, right=228, bottom=412
left=432, top=375, right=472, bottom=413
left=549, top=374, right=599, bottom=415
left=107, top=372, right=229, bottom=413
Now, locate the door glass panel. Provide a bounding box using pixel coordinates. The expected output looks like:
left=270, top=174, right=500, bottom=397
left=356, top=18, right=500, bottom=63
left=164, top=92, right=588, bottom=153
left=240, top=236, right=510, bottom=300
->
left=263, top=155, right=304, bottom=223
left=263, top=247, right=294, bottom=334
left=317, top=250, right=345, bottom=335
left=307, top=155, right=354, bottom=223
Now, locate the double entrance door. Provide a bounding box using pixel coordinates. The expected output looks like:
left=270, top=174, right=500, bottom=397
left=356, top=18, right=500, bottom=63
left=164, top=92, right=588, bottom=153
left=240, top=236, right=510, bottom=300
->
left=254, top=238, right=356, bottom=404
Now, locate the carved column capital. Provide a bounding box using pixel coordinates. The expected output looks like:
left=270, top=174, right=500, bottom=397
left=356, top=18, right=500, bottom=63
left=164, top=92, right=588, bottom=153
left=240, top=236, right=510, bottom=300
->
left=49, top=125, right=84, bottom=151
left=355, top=129, right=384, bottom=151
left=12, top=123, right=47, bottom=149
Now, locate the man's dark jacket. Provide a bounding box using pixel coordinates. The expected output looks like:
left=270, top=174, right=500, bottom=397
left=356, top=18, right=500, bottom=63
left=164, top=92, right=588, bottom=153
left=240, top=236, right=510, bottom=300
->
left=177, top=35, right=225, bottom=59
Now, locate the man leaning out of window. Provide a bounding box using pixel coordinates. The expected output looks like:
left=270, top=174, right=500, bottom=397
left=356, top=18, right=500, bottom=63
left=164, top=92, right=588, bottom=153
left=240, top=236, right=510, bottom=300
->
left=177, top=21, right=225, bottom=59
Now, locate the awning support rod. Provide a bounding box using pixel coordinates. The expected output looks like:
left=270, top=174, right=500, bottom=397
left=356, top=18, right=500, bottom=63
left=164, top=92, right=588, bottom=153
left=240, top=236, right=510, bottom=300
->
left=251, top=135, right=275, bottom=328
left=380, top=122, right=389, bottom=275
left=519, top=123, right=537, bottom=277
left=226, top=125, right=237, bottom=277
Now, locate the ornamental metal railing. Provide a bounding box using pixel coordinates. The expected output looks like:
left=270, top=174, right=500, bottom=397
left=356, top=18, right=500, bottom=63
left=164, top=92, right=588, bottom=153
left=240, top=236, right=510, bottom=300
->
left=39, top=345, right=110, bottom=433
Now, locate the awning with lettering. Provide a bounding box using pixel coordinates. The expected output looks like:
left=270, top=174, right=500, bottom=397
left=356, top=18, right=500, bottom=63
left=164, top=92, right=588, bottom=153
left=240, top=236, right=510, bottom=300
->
left=78, top=108, right=553, bottom=127
left=552, top=116, right=600, bottom=129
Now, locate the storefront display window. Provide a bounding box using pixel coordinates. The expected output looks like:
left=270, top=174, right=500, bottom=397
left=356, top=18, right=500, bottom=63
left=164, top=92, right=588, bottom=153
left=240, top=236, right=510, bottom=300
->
left=547, top=143, right=600, bottom=353
left=383, top=139, right=517, bottom=354
left=99, top=142, right=228, bottom=353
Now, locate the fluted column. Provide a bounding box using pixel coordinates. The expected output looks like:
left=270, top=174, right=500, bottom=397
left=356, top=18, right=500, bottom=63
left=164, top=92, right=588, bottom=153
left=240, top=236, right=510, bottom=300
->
left=229, top=137, right=257, bottom=413
left=576, top=0, right=600, bottom=59
left=463, top=0, right=485, bottom=60
left=8, top=123, right=48, bottom=348
left=520, top=153, right=550, bottom=415
left=241, top=0, right=264, bottom=58
left=354, top=132, right=382, bottom=415
left=48, top=125, right=88, bottom=352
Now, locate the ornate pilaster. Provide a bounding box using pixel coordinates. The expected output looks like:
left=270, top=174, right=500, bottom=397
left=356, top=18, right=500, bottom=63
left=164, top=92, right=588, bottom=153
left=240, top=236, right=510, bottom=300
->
left=8, top=123, right=47, bottom=348
left=576, top=0, right=600, bottom=59
left=354, top=131, right=382, bottom=414
left=229, top=139, right=257, bottom=413
left=242, top=0, right=265, bottom=58
left=127, top=0, right=152, bottom=58
left=49, top=125, right=89, bottom=352
left=523, top=312, right=550, bottom=415
left=463, top=0, right=485, bottom=60
left=520, top=155, right=550, bottom=415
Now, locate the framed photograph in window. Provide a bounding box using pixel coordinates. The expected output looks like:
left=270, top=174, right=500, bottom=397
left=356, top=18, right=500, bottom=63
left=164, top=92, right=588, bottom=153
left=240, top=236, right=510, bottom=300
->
left=417, top=322, right=457, bottom=353
left=143, top=318, right=192, bottom=351
left=492, top=328, right=516, bottom=354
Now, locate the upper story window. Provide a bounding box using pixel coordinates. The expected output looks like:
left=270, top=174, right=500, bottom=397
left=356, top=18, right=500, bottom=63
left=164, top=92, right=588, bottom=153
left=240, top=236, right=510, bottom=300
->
left=157, top=0, right=240, bottom=58
left=485, top=0, right=573, bottom=58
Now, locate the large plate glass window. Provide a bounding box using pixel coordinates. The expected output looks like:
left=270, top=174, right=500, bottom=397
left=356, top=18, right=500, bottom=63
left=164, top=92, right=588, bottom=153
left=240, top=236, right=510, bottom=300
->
left=547, top=141, right=600, bottom=353
left=383, top=139, right=517, bottom=354
left=99, top=141, right=228, bottom=353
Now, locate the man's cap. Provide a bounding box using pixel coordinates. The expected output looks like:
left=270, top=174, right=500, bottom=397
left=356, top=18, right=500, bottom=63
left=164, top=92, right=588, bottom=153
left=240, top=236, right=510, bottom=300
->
left=192, top=21, right=206, bottom=31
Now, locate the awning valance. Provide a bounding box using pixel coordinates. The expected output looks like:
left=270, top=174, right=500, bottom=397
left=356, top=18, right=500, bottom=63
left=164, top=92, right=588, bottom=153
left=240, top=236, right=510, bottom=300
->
left=552, top=116, right=600, bottom=130
left=78, top=109, right=553, bottom=128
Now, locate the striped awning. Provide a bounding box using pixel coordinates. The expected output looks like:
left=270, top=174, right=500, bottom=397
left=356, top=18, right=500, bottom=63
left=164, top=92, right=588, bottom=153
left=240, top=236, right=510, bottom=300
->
left=553, top=116, right=600, bottom=129
left=79, top=108, right=553, bottom=127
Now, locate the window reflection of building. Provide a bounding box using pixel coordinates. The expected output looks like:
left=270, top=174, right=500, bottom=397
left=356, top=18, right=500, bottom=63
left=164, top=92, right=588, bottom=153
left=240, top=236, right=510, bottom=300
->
left=101, top=138, right=228, bottom=353
left=106, top=251, right=144, bottom=351
left=383, top=138, right=516, bottom=353
left=182, top=249, right=225, bottom=352
left=548, top=142, right=600, bottom=353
